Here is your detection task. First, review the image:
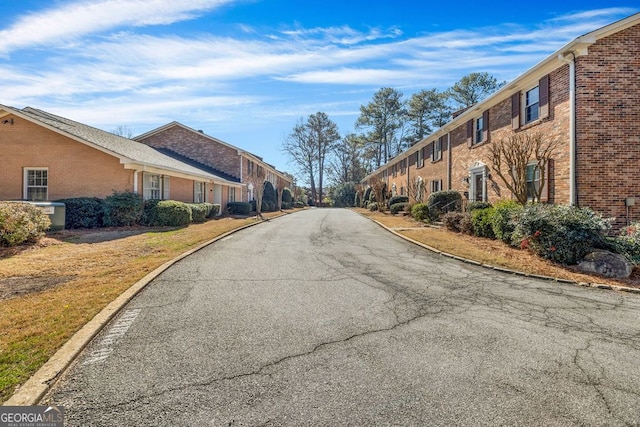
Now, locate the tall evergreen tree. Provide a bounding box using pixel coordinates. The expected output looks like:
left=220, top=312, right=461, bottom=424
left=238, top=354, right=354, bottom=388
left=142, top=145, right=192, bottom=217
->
left=448, top=72, right=506, bottom=108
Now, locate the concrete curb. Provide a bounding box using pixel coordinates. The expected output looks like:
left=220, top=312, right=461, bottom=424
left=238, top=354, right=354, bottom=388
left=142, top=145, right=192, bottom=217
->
left=4, top=214, right=285, bottom=406
left=363, top=214, right=640, bottom=296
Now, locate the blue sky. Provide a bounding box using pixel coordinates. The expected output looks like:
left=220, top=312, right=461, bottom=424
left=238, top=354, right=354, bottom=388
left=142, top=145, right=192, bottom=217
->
left=1, top=1, right=637, bottom=176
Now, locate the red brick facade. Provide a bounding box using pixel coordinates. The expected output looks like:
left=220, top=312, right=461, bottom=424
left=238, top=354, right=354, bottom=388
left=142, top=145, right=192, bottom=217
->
left=368, top=15, right=639, bottom=229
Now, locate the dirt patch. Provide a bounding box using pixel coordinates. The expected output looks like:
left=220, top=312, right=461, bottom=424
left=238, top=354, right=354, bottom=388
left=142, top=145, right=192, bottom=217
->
left=0, top=275, right=77, bottom=300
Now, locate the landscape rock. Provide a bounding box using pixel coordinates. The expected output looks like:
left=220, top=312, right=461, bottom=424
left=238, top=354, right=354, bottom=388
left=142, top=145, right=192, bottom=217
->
left=577, top=250, right=633, bottom=279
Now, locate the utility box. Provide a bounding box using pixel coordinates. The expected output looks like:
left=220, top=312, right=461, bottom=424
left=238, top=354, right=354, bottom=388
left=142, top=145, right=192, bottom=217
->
left=30, top=202, right=66, bottom=231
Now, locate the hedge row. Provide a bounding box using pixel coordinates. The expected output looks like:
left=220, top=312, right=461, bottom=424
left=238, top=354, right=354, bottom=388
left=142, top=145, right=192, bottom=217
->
left=57, top=191, right=220, bottom=229
left=442, top=201, right=640, bottom=266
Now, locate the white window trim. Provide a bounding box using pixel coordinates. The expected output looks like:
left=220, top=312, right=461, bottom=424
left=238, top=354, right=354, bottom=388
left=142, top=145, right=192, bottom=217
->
left=474, top=116, right=484, bottom=144
left=143, top=173, right=170, bottom=201
left=23, top=167, right=48, bottom=201
left=194, top=181, right=205, bottom=203
left=469, top=163, right=488, bottom=203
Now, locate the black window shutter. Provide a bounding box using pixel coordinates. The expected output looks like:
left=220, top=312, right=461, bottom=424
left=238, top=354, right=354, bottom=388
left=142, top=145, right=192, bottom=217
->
left=466, top=120, right=473, bottom=147
left=511, top=93, right=520, bottom=130
left=539, top=75, right=550, bottom=119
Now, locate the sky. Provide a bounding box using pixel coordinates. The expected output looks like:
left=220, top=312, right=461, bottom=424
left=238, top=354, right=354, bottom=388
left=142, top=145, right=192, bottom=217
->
left=0, top=1, right=638, bottom=177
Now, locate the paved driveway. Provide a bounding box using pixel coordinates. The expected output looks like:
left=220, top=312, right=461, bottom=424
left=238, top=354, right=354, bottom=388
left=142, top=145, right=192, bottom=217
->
left=45, top=208, right=640, bottom=426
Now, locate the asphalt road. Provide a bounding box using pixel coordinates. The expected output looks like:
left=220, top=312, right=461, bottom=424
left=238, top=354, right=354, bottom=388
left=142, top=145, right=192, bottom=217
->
left=45, top=208, right=640, bottom=426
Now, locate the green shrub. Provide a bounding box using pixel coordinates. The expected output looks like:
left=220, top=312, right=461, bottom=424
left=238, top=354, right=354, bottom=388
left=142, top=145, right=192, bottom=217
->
left=609, top=222, right=640, bottom=265
left=363, top=187, right=373, bottom=205
left=103, top=191, right=143, bottom=227
left=0, top=202, right=51, bottom=246
left=411, top=203, right=431, bottom=222
left=443, top=212, right=464, bottom=232
left=262, top=181, right=277, bottom=206
left=388, top=195, right=409, bottom=209
left=390, top=202, right=409, bottom=215
left=55, top=197, right=105, bottom=229
left=427, top=191, right=462, bottom=219
left=466, top=201, right=493, bottom=212
left=227, top=202, right=251, bottom=215
left=490, top=200, right=523, bottom=243
left=471, top=208, right=496, bottom=239
left=368, top=202, right=379, bottom=212
left=189, top=204, right=208, bottom=223
left=282, top=188, right=293, bottom=205
left=294, top=201, right=305, bottom=208
left=204, top=203, right=220, bottom=218
left=512, top=204, right=611, bottom=265
left=354, top=192, right=361, bottom=208
left=144, top=201, right=192, bottom=226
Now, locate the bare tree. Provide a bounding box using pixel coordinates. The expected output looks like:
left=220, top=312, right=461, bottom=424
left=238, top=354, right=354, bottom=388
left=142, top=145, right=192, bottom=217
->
left=275, top=176, right=287, bottom=210
left=283, top=118, right=317, bottom=203
left=488, top=132, right=559, bottom=204
left=372, top=179, right=388, bottom=212
left=111, top=125, right=133, bottom=138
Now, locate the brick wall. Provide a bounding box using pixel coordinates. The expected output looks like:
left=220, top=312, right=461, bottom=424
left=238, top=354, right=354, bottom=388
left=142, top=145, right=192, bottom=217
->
left=140, top=125, right=242, bottom=179
left=575, top=23, right=640, bottom=227
left=0, top=116, right=133, bottom=200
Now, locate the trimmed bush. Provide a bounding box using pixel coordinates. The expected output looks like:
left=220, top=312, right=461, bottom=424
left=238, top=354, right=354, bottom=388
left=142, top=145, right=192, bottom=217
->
left=189, top=204, right=208, bottom=223
left=466, top=201, right=493, bottom=212
left=0, top=202, right=51, bottom=246
left=411, top=203, right=431, bottom=222
left=471, top=208, right=496, bottom=239
left=511, top=204, right=611, bottom=265
left=390, top=202, right=409, bottom=215
left=103, top=191, right=143, bottom=227
left=363, top=187, right=373, bottom=205
left=368, top=202, right=379, bottom=212
left=227, top=202, right=251, bottom=215
left=143, top=200, right=192, bottom=226
left=443, top=212, right=464, bottom=232
left=262, top=181, right=277, bottom=206
left=294, top=201, right=305, bottom=208
left=490, top=200, right=523, bottom=243
left=204, top=203, right=220, bottom=218
left=282, top=188, right=293, bottom=205
left=388, top=195, right=409, bottom=209
left=56, top=197, right=105, bottom=229
left=427, top=191, right=462, bottom=219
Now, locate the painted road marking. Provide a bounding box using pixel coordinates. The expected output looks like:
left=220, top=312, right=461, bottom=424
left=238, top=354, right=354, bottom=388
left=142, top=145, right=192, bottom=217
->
left=82, top=308, right=142, bottom=366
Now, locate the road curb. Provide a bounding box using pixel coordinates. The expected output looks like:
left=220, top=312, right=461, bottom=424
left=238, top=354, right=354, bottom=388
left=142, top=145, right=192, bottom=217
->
left=4, top=215, right=283, bottom=406
left=362, top=214, right=640, bottom=296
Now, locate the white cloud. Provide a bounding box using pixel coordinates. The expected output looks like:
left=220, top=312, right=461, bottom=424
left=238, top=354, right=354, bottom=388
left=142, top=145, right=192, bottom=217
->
left=0, top=0, right=236, bottom=55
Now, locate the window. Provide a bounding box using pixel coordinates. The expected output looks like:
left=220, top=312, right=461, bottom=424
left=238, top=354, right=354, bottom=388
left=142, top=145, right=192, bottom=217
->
left=432, top=138, right=442, bottom=162
left=525, top=86, right=539, bottom=123
left=24, top=168, right=48, bottom=201
left=469, top=164, right=487, bottom=203
left=430, top=179, right=442, bottom=193
left=512, top=75, right=549, bottom=129
left=143, top=173, right=169, bottom=200
left=194, top=182, right=205, bottom=203
left=417, top=148, right=424, bottom=168
left=400, top=159, right=406, bottom=175
left=467, top=111, right=489, bottom=146
left=228, top=187, right=236, bottom=203
left=525, top=162, right=549, bottom=202
left=247, top=160, right=254, bottom=176
left=475, top=116, right=484, bottom=144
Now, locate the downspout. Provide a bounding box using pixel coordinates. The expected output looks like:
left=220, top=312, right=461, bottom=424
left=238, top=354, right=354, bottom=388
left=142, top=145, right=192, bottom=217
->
left=133, top=170, right=139, bottom=194
left=447, top=133, right=452, bottom=190
left=559, top=52, right=577, bottom=206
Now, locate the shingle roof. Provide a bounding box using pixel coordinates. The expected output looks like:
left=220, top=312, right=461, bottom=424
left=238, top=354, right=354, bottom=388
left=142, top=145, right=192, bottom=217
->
left=11, top=106, right=238, bottom=184
left=154, top=147, right=241, bottom=183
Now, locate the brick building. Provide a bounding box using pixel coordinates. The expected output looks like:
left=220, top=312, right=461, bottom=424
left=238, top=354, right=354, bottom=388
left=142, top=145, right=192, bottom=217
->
left=0, top=106, right=242, bottom=207
left=366, top=13, right=640, bottom=228
left=135, top=122, right=292, bottom=206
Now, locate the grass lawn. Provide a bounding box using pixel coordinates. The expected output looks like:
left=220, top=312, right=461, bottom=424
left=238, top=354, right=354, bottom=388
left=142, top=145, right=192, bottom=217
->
left=0, top=212, right=284, bottom=403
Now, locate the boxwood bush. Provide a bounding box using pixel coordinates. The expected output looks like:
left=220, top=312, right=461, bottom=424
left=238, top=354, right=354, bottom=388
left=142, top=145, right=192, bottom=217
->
left=56, top=197, right=105, bottom=229
left=189, top=203, right=208, bottom=223
left=411, top=203, right=431, bottom=222
left=103, top=191, right=143, bottom=227
left=142, top=200, right=192, bottom=226
left=0, top=202, right=51, bottom=246
left=443, top=211, right=473, bottom=234
left=390, top=202, right=409, bottom=215
left=511, top=204, right=610, bottom=265
left=471, top=208, right=496, bottom=239
left=388, top=195, right=409, bottom=209
left=490, top=200, right=523, bottom=243
left=607, top=222, right=640, bottom=265
left=466, top=201, right=493, bottom=212
left=227, top=202, right=251, bottom=215
left=368, top=202, right=379, bottom=211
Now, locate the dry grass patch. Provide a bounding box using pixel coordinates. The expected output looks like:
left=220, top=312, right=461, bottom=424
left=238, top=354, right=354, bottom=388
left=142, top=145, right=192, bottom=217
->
left=0, top=214, right=279, bottom=403
left=355, top=208, right=640, bottom=289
